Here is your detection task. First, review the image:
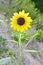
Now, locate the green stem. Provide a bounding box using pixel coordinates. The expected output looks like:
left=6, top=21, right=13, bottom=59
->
left=18, top=33, right=21, bottom=65
left=24, top=32, right=38, bottom=49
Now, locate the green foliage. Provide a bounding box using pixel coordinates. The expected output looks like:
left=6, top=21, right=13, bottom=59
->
left=0, top=0, right=39, bottom=19
left=7, top=50, right=14, bottom=56
left=32, top=13, right=43, bottom=30
left=32, top=0, right=43, bottom=12
left=0, top=37, right=6, bottom=45
left=36, top=30, right=43, bottom=42
left=36, top=15, right=43, bottom=30
left=12, top=30, right=28, bottom=44
left=21, top=32, right=28, bottom=43
left=0, top=37, right=8, bottom=55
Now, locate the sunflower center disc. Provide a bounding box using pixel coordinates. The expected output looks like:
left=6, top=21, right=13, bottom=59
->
left=17, top=17, right=25, bottom=25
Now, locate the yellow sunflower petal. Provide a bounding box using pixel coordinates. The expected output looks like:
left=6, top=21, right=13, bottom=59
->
left=10, top=10, right=32, bottom=32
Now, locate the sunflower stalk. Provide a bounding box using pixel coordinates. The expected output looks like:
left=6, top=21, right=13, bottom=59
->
left=18, top=33, right=22, bottom=65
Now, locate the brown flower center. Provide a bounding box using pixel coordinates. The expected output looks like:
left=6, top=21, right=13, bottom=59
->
left=17, top=17, right=25, bottom=25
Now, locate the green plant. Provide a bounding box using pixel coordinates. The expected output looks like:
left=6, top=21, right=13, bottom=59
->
left=0, top=37, right=8, bottom=55
left=0, top=31, right=38, bottom=65
left=36, top=30, right=43, bottom=42
left=0, top=0, right=43, bottom=64
left=12, top=31, right=28, bottom=43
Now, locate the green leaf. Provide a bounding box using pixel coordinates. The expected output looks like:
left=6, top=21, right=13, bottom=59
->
left=36, top=29, right=43, bottom=42
left=7, top=50, right=14, bottom=56
left=0, top=57, right=11, bottom=65
left=21, top=32, right=28, bottom=43
left=12, top=31, right=28, bottom=43
left=24, top=50, right=39, bottom=53
left=12, top=30, right=20, bottom=43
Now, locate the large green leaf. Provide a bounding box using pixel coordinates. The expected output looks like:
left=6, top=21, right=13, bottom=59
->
left=0, top=57, right=11, bottom=65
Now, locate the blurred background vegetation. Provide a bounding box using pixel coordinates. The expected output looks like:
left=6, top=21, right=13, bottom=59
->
left=32, top=0, right=43, bottom=12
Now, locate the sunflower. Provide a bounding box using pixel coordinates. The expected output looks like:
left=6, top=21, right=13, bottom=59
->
left=10, top=10, right=32, bottom=32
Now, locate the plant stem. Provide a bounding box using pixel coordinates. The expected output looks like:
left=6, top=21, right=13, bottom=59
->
left=24, top=32, right=38, bottom=49
left=21, top=32, right=38, bottom=55
left=18, top=33, right=21, bottom=65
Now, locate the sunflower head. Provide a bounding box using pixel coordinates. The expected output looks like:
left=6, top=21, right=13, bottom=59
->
left=10, top=10, right=32, bottom=32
